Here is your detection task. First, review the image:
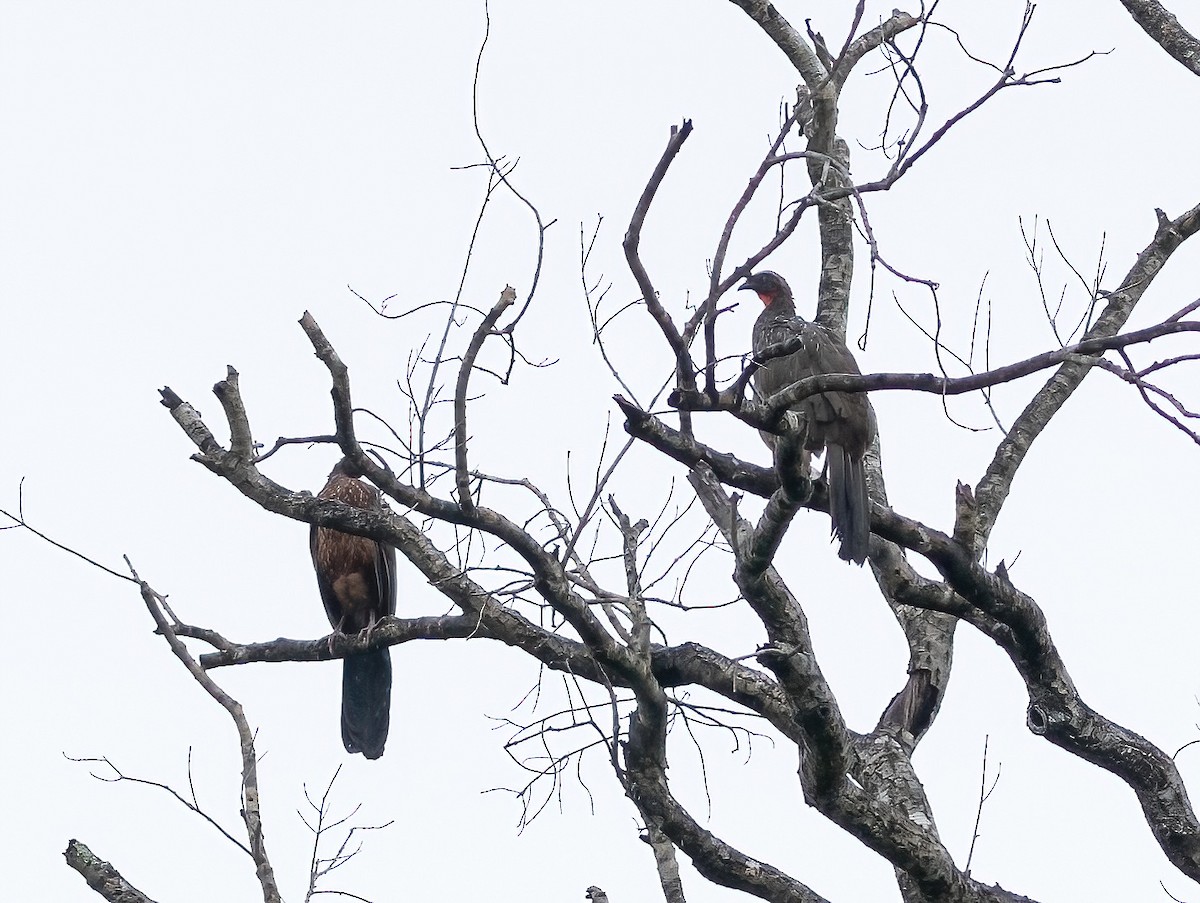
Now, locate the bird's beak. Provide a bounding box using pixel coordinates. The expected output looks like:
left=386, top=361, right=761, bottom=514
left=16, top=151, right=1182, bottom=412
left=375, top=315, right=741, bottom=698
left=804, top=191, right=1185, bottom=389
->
left=737, top=281, right=755, bottom=292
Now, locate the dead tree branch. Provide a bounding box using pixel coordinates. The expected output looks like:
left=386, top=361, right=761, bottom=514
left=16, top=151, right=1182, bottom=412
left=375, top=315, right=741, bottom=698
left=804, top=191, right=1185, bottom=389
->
left=64, top=841, right=158, bottom=903
left=126, top=563, right=282, bottom=903
left=1119, top=0, right=1200, bottom=76
left=974, top=201, right=1200, bottom=543
left=623, top=120, right=697, bottom=433
left=455, top=285, right=517, bottom=511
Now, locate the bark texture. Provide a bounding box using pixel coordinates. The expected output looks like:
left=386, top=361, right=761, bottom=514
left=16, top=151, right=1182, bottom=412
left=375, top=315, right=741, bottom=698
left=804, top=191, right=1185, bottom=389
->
left=64, top=841, right=158, bottom=903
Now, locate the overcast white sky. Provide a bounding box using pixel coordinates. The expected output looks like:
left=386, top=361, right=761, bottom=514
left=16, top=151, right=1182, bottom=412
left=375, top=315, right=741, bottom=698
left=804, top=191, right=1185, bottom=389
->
left=2, top=2, right=1199, bottom=901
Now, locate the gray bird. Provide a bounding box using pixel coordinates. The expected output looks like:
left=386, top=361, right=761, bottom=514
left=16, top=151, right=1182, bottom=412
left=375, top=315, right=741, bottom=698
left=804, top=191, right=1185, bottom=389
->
left=584, top=888, right=609, bottom=903
left=741, top=271, right=875, bottom=564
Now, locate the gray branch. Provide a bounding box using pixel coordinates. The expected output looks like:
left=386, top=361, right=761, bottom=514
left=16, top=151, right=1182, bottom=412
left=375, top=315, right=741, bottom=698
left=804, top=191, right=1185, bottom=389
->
left=129, top=569, right=282, bottom=903
left=65, top=841, right=158, bottom=903
left=454, top=285, right=516, bottom=511
left=974, top=201, right=1200, bottom=542
left=724, top=0, right=829, bottom=86
left=1119, top=0, right=1200, bottom=76
left=617, top=398, right=1200, bottom=885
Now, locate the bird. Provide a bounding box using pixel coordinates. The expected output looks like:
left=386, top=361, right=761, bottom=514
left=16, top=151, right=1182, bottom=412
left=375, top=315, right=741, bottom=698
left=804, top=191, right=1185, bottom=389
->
left=741, top=270, right=875, bottom=564
left=584, top=888, right=609, bottom=903
left=310, top=457, right=397, bottom=759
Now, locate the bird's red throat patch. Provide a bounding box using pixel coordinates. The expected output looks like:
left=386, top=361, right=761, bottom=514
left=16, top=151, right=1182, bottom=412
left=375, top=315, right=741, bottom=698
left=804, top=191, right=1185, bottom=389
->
left=758, top=291, right=774, bottom=306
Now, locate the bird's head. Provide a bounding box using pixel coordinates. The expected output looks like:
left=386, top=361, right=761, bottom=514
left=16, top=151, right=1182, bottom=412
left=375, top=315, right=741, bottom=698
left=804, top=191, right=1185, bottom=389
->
left=584, top=887, right=608, bottom=903
left=329, top=456, right=366, bottom=479
left=738, top=270, right=792, bottom=307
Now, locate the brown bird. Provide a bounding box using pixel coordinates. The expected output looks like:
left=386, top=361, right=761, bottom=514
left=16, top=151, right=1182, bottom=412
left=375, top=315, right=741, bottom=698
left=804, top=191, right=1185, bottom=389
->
left=310, top=458, right=397, bottom=759
left=742, top=270, right=875, bottom=564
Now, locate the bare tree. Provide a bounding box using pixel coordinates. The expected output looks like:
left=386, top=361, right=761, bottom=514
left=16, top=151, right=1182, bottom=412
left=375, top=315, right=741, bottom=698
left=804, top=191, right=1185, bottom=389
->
left=9, top=3, right=1200, bottom=902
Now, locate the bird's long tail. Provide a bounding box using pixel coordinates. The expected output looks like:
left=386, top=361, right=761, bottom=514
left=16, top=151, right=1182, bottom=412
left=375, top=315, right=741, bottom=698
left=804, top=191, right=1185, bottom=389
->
left=341, top=647, right=392, bottom=760
left=827, top=445, right=871, bottom=565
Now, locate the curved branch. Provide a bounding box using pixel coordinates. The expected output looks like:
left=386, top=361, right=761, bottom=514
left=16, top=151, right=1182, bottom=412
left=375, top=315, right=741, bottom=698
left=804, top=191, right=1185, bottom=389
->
left=697, top=106, right=801, bottom=395
left=832, top=11, right=922, bottom=89
left=129, top=568, right=281, bottom=903
left=212, top=367, right=254, bottom=460
left=1119, top=0, right=1200, bottom=76
left=628, top=750, right=831, bottom=903
left=687, top=465, right=852, bottom=798
left=624, top=121, right=697, bottom=431
left=614, top=394, right=776, bottom=497
left=455, top=285, right=517, bottom=511
left=625, top=649, right=829, bottom=903
left=724, top=0, right=828, bottom=86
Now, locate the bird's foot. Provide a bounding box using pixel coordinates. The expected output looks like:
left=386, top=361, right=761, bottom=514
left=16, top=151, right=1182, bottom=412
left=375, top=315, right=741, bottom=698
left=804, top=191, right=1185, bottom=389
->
left=359, top=613, right=381, bottom=650
left=327, top=614, right=347, bottom=657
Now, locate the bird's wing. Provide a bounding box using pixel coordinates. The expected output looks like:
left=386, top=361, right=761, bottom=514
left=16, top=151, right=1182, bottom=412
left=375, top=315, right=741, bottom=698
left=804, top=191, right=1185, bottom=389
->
left=752, top=312, right=813, bottom=398
left=310, top=522, right=344, bottom=629
left=373, top=500, right=398, bottom=619
left=802, top=323, right=875, bottom=450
